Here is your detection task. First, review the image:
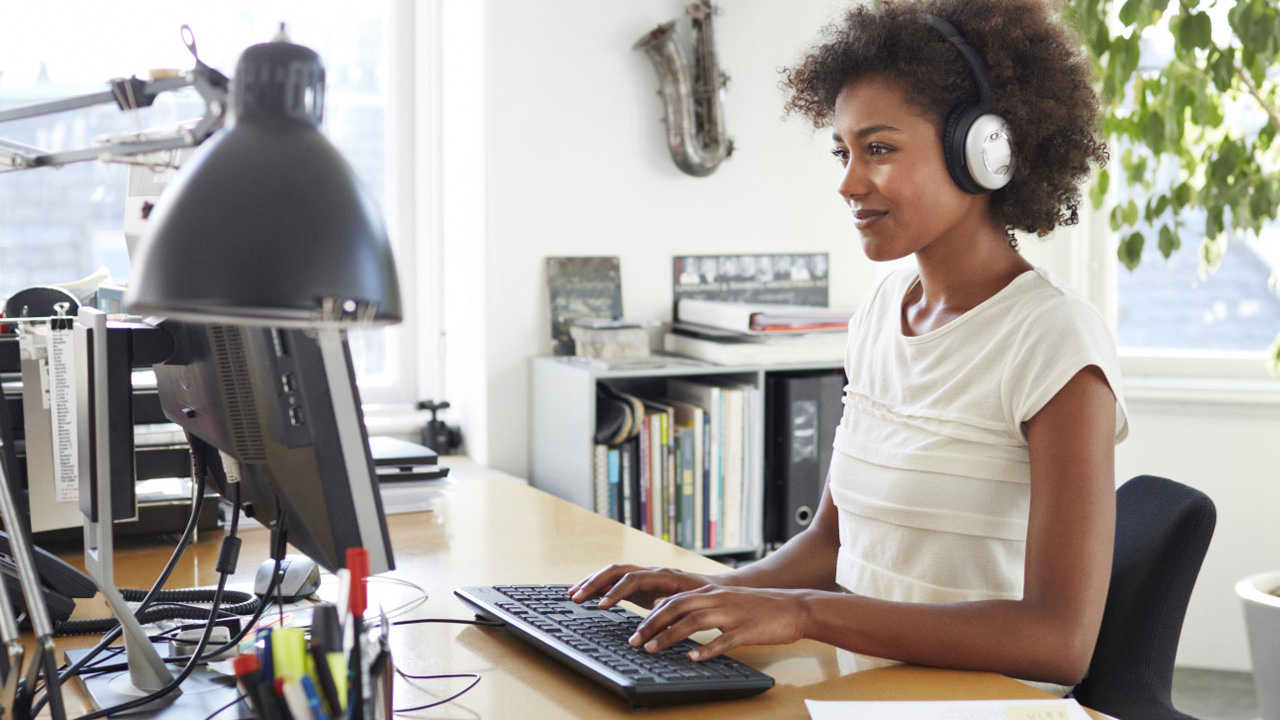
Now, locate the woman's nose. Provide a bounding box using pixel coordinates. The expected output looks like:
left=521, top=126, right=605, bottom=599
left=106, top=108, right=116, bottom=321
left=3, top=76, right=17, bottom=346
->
left=837, top=159, right=869, bottom=203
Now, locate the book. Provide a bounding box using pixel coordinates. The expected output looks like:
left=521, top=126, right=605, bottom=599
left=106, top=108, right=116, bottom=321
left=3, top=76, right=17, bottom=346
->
left=546, top=256, right=623, bottom=355
left=639, top=418, right=651, bottom=534
left=720, top=385, right=744, bottom=548
left=607, top=447, right=621, bottom=521
left=663, top=398, right=703, bottom=550
left=621, top=437, right=640, bottom=529
left=663, top=331, right=845, bottom=365
left=593, top=444, right=608, bottom=515
left=637, top=396, right=681, bottom=545
left=677, top=298, right=851, bottom=334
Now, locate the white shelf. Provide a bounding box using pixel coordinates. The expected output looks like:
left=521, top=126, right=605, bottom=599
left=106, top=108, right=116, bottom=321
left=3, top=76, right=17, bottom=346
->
left=530, top=355, right=842, bottom=559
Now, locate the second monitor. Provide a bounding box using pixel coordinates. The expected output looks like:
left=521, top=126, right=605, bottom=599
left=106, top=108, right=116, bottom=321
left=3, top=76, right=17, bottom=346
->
left=153, top=322, right=394, bottom=574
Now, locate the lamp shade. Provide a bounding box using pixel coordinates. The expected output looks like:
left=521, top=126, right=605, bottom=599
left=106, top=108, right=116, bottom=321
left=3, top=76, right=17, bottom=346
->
left=124, top=38, right=402, bottom=327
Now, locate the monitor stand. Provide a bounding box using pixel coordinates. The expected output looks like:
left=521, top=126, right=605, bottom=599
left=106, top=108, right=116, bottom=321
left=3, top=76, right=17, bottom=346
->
left=72, top=309, right=242, bottom=718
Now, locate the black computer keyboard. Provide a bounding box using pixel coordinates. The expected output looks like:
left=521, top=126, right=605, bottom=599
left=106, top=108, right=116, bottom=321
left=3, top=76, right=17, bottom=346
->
left=454, top=584, right=775, bottom=708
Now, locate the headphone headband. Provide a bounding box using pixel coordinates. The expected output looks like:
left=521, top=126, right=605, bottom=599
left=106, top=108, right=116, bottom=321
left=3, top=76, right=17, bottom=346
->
left=924, top=15, right=994, bottom=111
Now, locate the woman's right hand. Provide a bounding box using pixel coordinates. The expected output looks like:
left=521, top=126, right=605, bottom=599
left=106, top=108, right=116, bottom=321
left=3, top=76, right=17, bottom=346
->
left=567, top=564, right=720, bottom=610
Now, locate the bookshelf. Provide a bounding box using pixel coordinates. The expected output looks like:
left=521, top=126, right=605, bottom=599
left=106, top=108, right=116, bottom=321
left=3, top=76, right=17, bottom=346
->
left=530, top=354, right=843, bottom=560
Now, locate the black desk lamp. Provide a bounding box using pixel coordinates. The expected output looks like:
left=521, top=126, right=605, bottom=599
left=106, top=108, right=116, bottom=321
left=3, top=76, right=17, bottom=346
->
left=125, top=31, right=402, bottom=327
left=0, top=24, right=402, bottom=719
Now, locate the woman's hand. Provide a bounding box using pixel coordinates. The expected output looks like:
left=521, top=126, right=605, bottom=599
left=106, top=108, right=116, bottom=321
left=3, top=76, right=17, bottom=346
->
left=567, top=564, right=717, bottom=610
left=628, top=585, right=811, bottom=661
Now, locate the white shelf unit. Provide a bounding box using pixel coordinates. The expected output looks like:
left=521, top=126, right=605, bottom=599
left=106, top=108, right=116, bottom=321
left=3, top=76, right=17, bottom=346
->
left=530, top=355, right=843, bottom=559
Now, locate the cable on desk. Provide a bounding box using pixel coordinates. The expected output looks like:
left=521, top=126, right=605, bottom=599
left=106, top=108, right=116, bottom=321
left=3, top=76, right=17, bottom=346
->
left=367, top=575, right=431, bottom=619
left=202, top=692, right=247, bottom=720
left=30, top=436, right=216, bottom=716
left=384, top=616, right=504, bottom=714
left=393, top=670, right=482, bottom=714
left=70, top=480, right=243, bottom=720
left=392, top=617, right=504, bottom=628
left=54, top=591, right=261, bottom=636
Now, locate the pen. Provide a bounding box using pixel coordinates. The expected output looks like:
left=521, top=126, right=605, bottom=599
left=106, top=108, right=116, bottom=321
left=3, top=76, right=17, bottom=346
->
left=346, top=547, right=369, bottom=720
left=309, top=604, right=344, bottom=715
left=232, top=654, right=266, bottom=719
left=283, top=679, right=315, bottom=720
left=300, top=675, right=331, bottom=720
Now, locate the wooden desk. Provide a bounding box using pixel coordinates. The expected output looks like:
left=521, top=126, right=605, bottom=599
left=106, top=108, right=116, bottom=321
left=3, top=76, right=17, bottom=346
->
left=22, top=458, right=1099, bottom=718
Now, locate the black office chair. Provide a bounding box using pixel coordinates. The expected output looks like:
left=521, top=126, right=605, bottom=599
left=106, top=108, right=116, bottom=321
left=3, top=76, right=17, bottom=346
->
left=1072, top=475, right=1216, bottom=720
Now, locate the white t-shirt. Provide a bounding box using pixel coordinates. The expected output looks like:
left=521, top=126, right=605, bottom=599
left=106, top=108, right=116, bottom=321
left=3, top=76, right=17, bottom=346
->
left=830, top=266, right=1129, bottom=693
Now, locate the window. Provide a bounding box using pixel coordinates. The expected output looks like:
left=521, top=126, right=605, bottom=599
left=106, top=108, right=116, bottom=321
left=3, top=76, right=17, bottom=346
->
left=0, top=0, right=427, bottom=404
left=1101, top=7, right=1280, bottom=380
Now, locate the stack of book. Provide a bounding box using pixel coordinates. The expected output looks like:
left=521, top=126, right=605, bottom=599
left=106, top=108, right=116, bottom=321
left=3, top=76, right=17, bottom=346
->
left=663, top=299, right=851, bottom=365
left=592, top=378, right=764, bottom=552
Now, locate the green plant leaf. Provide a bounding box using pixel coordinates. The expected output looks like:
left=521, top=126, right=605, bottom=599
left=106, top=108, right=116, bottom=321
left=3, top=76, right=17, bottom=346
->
left=1110, top=205, right=1124, bottom=232
left=1158, top=225, right=1180, bottom=258
left=1173, top=182, right=1191, bottom=208
left=1154, top=194, right=1170, bottom=218
left=1142, top=111, right=1165, bottom=155
left=1119, top=232, right=1146, bottom=271
left=1190, top=12, right=1213, bottom=49
left=1120, top=0, right=1142, bottom=25
left=1124, top=199, right=1140, bottom=225
left=1091, top=168, right=1110, bottom=208
left=1211, top=47, right=1235, bottom=92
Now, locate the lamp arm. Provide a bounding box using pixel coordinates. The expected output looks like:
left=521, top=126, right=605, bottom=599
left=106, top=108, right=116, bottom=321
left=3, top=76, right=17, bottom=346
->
left=0, top=61, right=229, bottom=173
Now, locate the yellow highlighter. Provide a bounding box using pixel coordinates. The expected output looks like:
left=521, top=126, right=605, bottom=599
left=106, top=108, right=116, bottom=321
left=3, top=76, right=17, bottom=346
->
left=271, top=627, right=308, bottom=683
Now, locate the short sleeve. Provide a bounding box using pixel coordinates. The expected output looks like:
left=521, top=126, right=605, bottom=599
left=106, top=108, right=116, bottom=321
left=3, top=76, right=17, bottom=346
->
left=1001, top=294, right=1129, bottom=443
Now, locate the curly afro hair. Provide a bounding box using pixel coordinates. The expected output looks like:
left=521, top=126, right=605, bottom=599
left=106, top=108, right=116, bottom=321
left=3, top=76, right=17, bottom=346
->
left=781, top=0, right=1107, bottom=237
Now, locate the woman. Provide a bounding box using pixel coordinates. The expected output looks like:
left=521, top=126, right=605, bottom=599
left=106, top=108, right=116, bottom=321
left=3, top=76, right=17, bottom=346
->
left=570, top=0, right=1127, bottom=692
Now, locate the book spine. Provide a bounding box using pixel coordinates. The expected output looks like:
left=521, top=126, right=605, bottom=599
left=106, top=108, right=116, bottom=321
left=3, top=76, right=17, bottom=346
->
left=713, top=389, right=723, bottom=548
left=608, top=447, right=621, bottom=522
left=723, top=388, right=742, bottom=548
left=650, top=413, right=663, bottom=538
left=695, top=409, right=706, bottom=550
left=664, top=414, right=675, bottom=544
left=672, top=429, right=683, bottom=547
left=681, top=427, right=694, bottom=549
left=620, top=442, right=633, bottom=527
left=593, top=444, right=608, bottom=516
left=639, top=419, right=650, bottom=534
left=659, top=412, right=671, bottom=542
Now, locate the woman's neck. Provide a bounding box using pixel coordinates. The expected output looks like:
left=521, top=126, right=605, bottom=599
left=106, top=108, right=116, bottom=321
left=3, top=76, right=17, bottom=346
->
left=909, top=219, right=1032, bottom=313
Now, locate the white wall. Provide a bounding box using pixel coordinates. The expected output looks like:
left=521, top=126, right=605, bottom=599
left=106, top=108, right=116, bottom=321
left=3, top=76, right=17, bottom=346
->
left=444, top=0, right=873, bottom=475
left=440, top=0, right=1279, bottom=672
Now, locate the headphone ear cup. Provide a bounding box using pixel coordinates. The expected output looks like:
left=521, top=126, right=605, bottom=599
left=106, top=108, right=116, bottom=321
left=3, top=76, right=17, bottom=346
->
left=941, top=103, right=988, bottom=194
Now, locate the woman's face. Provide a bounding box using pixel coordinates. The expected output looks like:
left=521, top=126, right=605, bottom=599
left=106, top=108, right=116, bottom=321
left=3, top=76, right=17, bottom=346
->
left=831, top=76, right=977, bottom=261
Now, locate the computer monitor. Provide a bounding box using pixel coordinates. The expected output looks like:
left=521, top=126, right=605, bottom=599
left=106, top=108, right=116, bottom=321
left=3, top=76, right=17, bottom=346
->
left=152, top=321, right=394, bottom=574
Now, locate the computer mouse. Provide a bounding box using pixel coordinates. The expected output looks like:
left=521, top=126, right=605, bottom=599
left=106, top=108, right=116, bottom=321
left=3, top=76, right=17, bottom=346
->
left=254, top=555, right=321, bottom=602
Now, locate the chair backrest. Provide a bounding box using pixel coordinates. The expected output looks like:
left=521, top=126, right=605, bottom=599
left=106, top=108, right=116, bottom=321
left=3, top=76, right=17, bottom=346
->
left=1073, top=475, right=1216, bottom=720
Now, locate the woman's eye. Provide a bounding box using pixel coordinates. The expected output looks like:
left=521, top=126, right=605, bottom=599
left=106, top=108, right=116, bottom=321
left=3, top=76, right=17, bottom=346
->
left=869, top=143, right=893, bottom=157
left=830, top=147, right=849, bottom=163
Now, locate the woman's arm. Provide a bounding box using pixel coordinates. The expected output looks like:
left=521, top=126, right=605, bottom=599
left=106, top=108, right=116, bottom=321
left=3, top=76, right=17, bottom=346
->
left=631, top=366, right=1116, bottom=687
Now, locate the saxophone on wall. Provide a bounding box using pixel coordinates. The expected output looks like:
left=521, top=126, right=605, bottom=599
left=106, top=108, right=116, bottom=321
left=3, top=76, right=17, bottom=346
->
left=633, top=0, right=733, bottom=177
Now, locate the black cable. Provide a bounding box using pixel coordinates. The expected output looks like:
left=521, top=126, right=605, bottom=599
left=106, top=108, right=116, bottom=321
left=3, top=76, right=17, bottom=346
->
left=71, top=480, right=242, bottom=719
left=54, top=591, right=260, bottom=636
left=203, top=693, right=247, bottom=720
left=30, top=437, right=213, bottom=716
left=393, top=670, right=481, bottom=714
left=386, top=617, right=500, bottom=713
left=392, top=618, right=504, bottom=628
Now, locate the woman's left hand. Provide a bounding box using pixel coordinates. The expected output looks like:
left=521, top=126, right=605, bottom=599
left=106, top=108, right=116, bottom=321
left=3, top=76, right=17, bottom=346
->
left=628, top=585, right=812, bottom=661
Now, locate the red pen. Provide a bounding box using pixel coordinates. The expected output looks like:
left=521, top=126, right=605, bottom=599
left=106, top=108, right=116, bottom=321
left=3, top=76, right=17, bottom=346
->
left=346, top=547, right=369, bottom=720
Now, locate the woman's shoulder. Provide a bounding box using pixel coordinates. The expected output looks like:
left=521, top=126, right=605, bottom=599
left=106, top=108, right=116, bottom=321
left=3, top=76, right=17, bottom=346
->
left=1012, top=268, right=1111, bottom=337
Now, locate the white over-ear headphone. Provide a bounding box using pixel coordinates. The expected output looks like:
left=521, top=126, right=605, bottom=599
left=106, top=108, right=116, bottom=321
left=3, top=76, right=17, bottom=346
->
left=925, top=14, right=1015, bottom=194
